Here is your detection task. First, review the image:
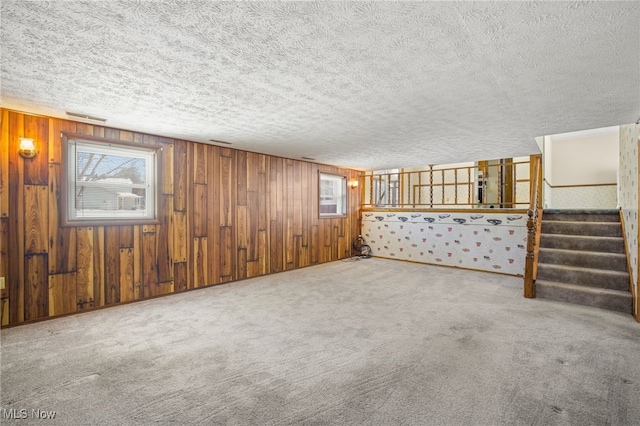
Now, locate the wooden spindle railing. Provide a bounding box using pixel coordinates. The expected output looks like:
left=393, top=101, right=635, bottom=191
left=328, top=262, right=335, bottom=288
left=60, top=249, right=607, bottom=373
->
left=523, top=155, right=542, bottom=298
left=362, top=158, right=533, bottom=209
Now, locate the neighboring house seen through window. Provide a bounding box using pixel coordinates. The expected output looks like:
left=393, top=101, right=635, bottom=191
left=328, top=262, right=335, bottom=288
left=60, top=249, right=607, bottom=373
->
left=319, top=172, right=347, bottom=217
left=62, top=133, right=161, bottom=226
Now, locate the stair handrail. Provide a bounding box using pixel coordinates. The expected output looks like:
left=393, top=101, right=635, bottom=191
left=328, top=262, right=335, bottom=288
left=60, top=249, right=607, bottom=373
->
left=524, top=155, right=542, bottom=298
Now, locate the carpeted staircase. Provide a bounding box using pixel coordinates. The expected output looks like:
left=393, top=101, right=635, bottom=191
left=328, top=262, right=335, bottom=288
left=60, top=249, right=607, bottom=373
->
left=536, top=209, right=633, bottom=314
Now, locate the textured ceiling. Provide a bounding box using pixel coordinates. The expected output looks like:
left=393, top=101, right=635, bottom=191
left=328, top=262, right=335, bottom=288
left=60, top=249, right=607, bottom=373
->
left=1, top=1, right=639, bottom=170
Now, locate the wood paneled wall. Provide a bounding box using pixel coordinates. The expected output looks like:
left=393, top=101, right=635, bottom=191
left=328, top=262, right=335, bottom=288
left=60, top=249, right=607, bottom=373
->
left=0, top=109, right=362, bottom=326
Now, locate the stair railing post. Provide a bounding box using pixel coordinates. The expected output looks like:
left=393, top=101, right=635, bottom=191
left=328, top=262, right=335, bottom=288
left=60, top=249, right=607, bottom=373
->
left=524, top=155, right=541, bottom=298
left=524, top=208, right=536, bottom=298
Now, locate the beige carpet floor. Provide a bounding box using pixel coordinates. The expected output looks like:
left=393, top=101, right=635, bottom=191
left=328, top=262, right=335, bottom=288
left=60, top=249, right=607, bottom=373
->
left=1, top=257, right=639, bottom=425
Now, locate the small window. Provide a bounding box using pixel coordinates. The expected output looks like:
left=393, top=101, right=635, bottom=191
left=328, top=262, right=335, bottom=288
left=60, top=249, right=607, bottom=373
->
left=319, top=172, right=347, bottom=217
left=61, top=133, right=161, bottom=226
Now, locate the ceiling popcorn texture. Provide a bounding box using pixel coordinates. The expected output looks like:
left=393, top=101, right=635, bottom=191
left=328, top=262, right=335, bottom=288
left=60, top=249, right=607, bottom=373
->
left=1, top=1, right=638, bottom=170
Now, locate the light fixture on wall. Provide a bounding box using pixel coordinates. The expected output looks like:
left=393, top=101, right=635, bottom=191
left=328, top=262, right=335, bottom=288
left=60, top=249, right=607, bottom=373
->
left=18, top=138, right=37, bottom=158
left=350, top=179, right=359, bottom=189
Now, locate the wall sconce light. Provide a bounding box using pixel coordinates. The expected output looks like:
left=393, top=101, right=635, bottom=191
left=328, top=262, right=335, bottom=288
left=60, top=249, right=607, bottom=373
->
left=350, top=179, right=359, bottom=189
left=19, top=138, right=37, bottom=158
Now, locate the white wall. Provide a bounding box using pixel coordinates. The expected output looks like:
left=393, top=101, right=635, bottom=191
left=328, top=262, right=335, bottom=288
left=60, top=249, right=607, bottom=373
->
left=550, top=127, right=619, bottom=186
left=544, top=126, right=619, bottom=209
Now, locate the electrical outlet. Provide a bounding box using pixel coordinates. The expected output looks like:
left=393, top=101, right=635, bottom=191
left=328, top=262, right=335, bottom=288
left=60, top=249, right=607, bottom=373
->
left=0, top=277, right=4, bottom=290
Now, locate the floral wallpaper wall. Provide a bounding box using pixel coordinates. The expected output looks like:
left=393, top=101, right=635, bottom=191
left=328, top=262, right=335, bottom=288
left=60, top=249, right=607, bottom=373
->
left=619, top=123, right=639, bottom=316
left=361, top=211, right=528, bottom=276
left=544, top=184, right=617, bottom=209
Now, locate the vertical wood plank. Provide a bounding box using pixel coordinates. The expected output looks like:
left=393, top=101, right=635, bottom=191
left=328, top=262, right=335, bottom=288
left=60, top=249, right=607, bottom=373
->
left=8, top=111, right=25, bottom=324
left=193, top=237, right=208, bottom=287
left=246, top=153, right=259, bottom=192
left=311, top=165, right=319, bottom=227
left=103, top=128, right=119, bottom=140
left=248, top=191, right=259, bottom=261
left=301, top=162, right=310, bottom=248
left=207, top=146, right=220, bottom=285
left=269, top=157, right=278, bottom=219
left=269, top=220, right=277, bottom=272
left=285, top=161, right=294, bottom=269
left=119, top=248, right=134, bottom=303
left=25, top=254, right=48, bottom=320
left=237, top=205, right=248, bottom=250
left=278, top=213, right=285, bottom=271
left=294, top=235, right=303, bottom=268
left=193, top=183, right=207, bottom=237
left=119, top=130, right=134, bottom=142
left=247, top=260, right=259, bottom=278
left=220, top=154, right=233, bottom=226
left=174, top=140, right=187, bottom=211
left=276, top=157, right=284, bottom=214
left=156, top=281, right=174, bottom=296
left=141, top=133, right=156, bottom=145
left=49, top=118, right=77, bottom=164
left=274, top=157, right=285, bottom=272
left=142, top=226, right=158, bottom=297
left=323, top=219, right=332, bottom=247
left=1, top=297, right=8, bottom=326
left=93, top=226, right=105, bottom=307
left=0, top=218, right=7, bottom=283
left=156, top=194, right=174, bottom=282
left=311, top=225, right=319, bottom=264
left=48, top=272, right=76, bottom=317
left=194, top=143, right=208, bottom=184
left=104, top=227, right=120, bottom=304
left=258, top=158, right=268, bottom=232
left=174, top=262, right=187, bottom=293
left=173, top=211, right=187, bottom=262
left=0, top=217, right=8, bottom=325
left=236, top=151, right=247, bottom=207
left=160, top=142, right=174, bottom=195
left=260, top=157, right=269, bottom=273
left=185, top=142, right=194, bottom=289
left=23, top=115, right=49, bottom=185
left=1, top=110, right=10, bottom=218
left=237, top=248, right=247, bottom=279
left=24, top=185, right=48, bottom=254
left=294, top=161, right=303, bottom=237
left=333, top=221, right=340, bottom=260
left=87, top=123, right=103, bottom=137
left=338, top=235, right=348, bottom=259
left=220, top=226, right=233, bottom=281
left=286, top=218, right=294, bottom=268
left=76, top=123, right=94, bottom=136
left=257, top=230, right=267, bottom=275
left=48, top=163, right=76, bottom=273
left=119, top=226, right=134, bottom=248
left=133, top=225, right=141, bottom=300
left=76, top=227, right=95, bottom=309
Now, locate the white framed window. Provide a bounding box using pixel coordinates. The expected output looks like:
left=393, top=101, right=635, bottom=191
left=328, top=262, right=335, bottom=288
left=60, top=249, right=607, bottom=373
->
left=61, top=133, right=161, bottom=226
left=319, top=172, right=347, bottom=217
